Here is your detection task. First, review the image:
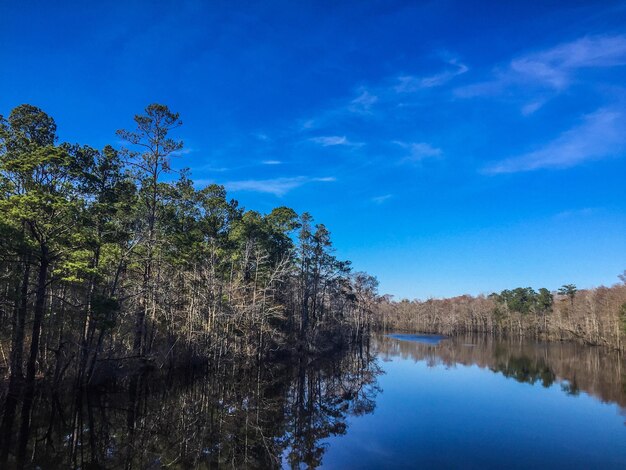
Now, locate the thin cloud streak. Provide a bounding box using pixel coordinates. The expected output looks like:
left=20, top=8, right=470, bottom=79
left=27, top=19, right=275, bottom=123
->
left=193, top=163, right=230, bottom=172
left=224, top=176, right=336, bottom=196
left=372, top=194, right=393, bottom=204
left=171, top=147, right=197, bottom=156
left=484, top=108, right=626, bottom=174
left=309, top=135, right=349, bottom=146
left=349, top=89, right=378, bottom=114
left=309, top=135, right=364, bottom=148
left=396, top=59, right=468, bottom=92
left=394, top=141, right=443, bottom=163
left=554, top=207, right=597, bottom=220
left=456, top=35, right=626, bottom=100
left=521, top=101, right=544, bottom=116
left=510, top=35, right=626, bottom=89
left=300, top=57, right=466, bottom=131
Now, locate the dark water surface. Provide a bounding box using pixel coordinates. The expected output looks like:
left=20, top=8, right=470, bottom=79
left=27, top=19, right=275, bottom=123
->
left=2, top=334, right=626, bottom=468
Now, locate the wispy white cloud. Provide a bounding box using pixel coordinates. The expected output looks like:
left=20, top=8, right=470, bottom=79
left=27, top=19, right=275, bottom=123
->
left=521, top=100, right=545, bottom=116
left=309, top=135, right=363, bottom=148
left=254, top=132, right=270, bottom=141
left=554, top=207, right=597, bottom=220
left=297, top=56, right=467, bottom=134
left=224, top=176, right=335, bottom=196
left=299, top=119, right=316, bottom=130
left=456, top=35, right=626, bottom=105
left=261, top=160, right=282, bottom=165
left=310, top=135, right=349, bottom=146
left=396, top=59, right=468, bottom=92
left=194, top=163, right=230, bottom=172
left=394, top=141, right=443, bottom=163
left=171, top=147, right=196, bottom=156
left=484, top=108, right=626, bottom=174
left=510, top=35, right=626, bottom=89
left=372, top=194, right=393, bottom=204
left=299, top=56, right=469, bottom=137
left=349, top=89, right=378, bottom=114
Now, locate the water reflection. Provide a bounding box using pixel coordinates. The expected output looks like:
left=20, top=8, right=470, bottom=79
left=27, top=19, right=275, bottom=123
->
left=319, top=335, right=626, bottom=469
left=386, top=333, right=447, bottom=345
left=378, top=334, right=626, bottom=410
left=0, top=345, right=380, bottom=469
left=4, top=335, right=626, bottom=469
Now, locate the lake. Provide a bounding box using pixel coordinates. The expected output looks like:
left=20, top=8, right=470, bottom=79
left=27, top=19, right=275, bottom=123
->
left=322, top=334, right=626, bottom=469
left=2, top=333, right=626, bottom=468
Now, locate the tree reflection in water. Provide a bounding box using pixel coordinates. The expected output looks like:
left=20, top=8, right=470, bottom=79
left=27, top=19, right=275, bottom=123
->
left=0, top=344, right=381, bottom=469
left=378, top=333, right=626, bottom=412
left=5, top=334, right=625, bottom=468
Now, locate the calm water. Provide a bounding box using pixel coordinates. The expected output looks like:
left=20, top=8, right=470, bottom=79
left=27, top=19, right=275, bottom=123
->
left=322, top=334, right=626, bottom=469
left=2, top=334, right=626, bottom=468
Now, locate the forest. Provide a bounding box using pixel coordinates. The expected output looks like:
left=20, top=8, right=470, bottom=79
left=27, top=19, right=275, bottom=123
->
left=0, top=103, right=379, bottom=393
left=2, top=102, right=625, bottom=402
left=376, top=278, right=626, bottom=350
left=2, top=102, right=626, bottom=468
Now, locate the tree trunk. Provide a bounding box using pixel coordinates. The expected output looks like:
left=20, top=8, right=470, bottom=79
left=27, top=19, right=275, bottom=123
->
left=8, top=256, right=30, bottom=385
left=25, top=245, right=49, bottom=385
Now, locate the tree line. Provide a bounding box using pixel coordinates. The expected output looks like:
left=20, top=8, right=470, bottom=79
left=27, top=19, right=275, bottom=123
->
left=375, top=277, right=626, bottom=350
left=0, top=103, right=380, bottom=393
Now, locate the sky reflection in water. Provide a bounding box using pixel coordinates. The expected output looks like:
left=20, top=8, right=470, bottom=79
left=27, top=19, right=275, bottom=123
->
left=322, top=334, right=626, bottom=469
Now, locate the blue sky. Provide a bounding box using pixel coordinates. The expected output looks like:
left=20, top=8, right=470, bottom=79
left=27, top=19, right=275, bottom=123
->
left=1, top=0, right=625, bottom=299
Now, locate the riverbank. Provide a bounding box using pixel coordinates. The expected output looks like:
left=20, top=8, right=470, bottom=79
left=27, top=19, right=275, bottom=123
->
left=374, top=283, right=626, bottom=350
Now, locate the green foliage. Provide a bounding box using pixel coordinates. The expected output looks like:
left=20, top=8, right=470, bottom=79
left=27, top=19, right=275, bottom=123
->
left=537, top=288, right=553, bottom=314
left=0, top=102, right=377, bottom=389
left=91, top=293, right=120, bottom=330
left=0, top=104, right=81, bottom=259
left=558, top=284, right=577, bottom=303
left=491, top=286, right=553, bottom=315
